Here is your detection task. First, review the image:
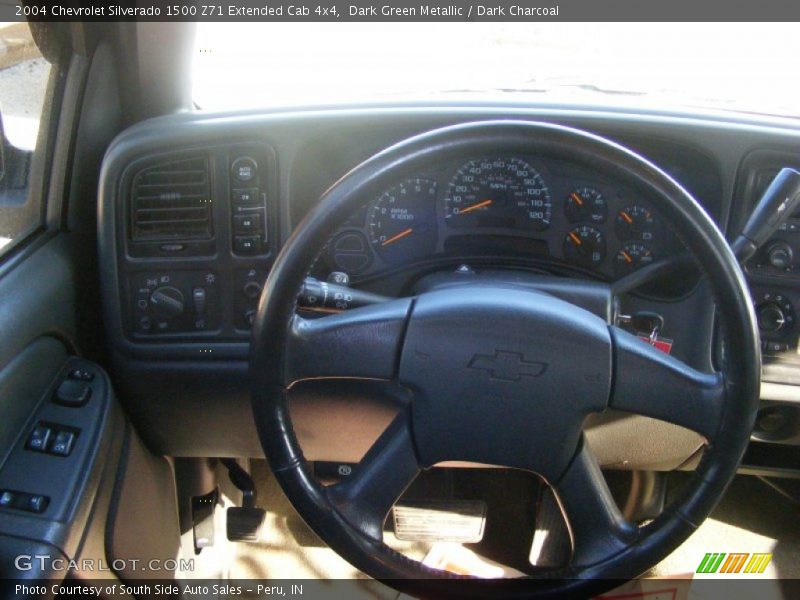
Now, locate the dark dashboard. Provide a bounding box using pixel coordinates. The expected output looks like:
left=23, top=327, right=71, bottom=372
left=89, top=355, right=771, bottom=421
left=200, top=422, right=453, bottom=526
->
left=95, top=104, right=800, bottom=463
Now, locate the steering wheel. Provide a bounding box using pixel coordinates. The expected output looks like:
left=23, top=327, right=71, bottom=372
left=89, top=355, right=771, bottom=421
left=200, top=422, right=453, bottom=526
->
left=250, top=121, right=760, bottom=597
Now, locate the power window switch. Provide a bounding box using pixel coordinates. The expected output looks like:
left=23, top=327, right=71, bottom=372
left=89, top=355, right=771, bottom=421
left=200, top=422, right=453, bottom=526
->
left=26, top=425, right=52, bottom=452
left=25, top=494, right=49, bottom=514
left=0, top=491, right=15, bottom=508
left=54, top=379, right=92, bottom=407
left=50, top=430, right=76, bottom=457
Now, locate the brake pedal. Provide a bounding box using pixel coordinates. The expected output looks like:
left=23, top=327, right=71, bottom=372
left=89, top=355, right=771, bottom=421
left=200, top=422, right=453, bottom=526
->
left=220, top=458, right=266, bottom=542
left=191, top=487, right=219, bottom=555
left=227, top=506, right=266, bottom=542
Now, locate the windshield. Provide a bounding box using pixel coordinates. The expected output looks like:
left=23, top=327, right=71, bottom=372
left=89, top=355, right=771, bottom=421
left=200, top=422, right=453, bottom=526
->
left=193, top=23, right=800, bottom=119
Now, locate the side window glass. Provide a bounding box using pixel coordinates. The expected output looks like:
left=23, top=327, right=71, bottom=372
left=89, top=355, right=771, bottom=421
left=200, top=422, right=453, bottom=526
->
left=0, top=22, right=53, bottom=257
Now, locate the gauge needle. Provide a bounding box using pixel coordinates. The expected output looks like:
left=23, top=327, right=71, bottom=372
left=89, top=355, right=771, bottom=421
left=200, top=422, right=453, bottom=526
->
left=621, top=250, right=633, bottom=263
left=459, top=199, right=493, bottom=215
left=381, top=227, right=414, bottom=247
left=619, top=211, right=633, bottom=224
left=570, top=192, right=584, bottom=206
left=569, top=232, right=583, bottom=246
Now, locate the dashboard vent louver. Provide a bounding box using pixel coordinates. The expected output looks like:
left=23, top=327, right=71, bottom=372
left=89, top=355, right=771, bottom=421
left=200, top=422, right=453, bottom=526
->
left=130, top=156, right=213, bottom=241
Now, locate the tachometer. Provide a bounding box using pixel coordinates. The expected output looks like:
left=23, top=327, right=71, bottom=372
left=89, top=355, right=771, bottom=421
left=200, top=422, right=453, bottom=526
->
left=444, top=158, right=552, bottom=231
left=368, top=178, right=438, bottom=264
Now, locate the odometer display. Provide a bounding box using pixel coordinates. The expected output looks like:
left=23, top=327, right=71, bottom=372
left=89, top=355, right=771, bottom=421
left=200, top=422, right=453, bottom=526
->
left=444, top=158, right=552, bottom=231
left=368, top=178, right=437, bottom=264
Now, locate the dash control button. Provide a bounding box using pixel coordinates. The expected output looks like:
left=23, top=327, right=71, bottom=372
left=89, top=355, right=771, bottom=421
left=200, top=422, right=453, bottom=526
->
left=54, top=379, right=92, bottom=407
left=232, top=187, right=260, bottom=204
left=234, top=213, right=262, bottom=233
left=234, top=235, right=261, bottom=254
left=231, top=157, right=258, bottom=183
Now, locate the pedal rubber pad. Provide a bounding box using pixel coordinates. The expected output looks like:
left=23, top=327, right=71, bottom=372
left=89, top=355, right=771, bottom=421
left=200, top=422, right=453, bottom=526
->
left=227, top=506, right=266, bottom=542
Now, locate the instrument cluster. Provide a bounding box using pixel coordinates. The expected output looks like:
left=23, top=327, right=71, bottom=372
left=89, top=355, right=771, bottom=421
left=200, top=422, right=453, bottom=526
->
left=324, top=155, right=679, bottom=280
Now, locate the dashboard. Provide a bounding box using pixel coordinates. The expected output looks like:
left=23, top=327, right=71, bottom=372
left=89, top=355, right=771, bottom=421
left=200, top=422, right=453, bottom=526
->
left=95, top=104, right=800, bottom=467
left=320, top=154, right=682, bottom=283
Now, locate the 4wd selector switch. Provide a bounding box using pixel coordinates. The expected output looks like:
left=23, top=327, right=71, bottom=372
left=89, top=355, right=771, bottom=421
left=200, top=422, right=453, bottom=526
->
left=150, top=286, right=185, bottom=317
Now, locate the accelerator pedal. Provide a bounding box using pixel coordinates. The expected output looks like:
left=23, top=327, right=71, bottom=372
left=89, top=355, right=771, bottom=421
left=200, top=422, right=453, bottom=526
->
left=191, top=487, right=219, bottom=554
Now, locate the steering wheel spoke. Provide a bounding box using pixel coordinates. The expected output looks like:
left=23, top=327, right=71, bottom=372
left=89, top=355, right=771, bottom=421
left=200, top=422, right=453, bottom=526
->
left=326, top=409, right=420, bottom=541
left=283, top=299, right=413, bottom=387
left=554, top=439, right=637, bottom=567
left=609, top=326, right=725, bottom=439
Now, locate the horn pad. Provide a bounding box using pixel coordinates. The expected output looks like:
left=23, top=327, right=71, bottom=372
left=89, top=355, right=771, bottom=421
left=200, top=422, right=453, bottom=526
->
left=399, top=285, right=612, bottom=478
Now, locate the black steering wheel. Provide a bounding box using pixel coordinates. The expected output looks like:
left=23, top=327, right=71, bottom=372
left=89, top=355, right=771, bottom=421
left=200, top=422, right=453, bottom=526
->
left=250, top=121, right=760, bottom=598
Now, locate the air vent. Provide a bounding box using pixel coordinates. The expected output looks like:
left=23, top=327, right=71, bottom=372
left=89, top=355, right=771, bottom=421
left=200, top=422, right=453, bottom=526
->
left=130, top=156, right=213, bottom=241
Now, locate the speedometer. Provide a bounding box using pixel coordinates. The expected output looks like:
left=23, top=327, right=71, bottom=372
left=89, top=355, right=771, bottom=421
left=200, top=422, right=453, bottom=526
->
left=444, top=158, right=552, bottom=231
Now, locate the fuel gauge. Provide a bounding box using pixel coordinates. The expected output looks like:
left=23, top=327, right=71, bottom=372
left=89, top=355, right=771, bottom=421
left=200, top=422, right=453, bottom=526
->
left=563, top=225, right=606, bottom=267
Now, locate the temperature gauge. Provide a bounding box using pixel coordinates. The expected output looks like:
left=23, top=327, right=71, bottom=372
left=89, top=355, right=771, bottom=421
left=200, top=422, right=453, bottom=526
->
left=615, top=205, right=656, bottom=241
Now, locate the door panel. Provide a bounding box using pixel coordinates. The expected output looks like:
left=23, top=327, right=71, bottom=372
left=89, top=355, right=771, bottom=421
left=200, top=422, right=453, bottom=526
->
left=0, top=336, right=67, bottom=465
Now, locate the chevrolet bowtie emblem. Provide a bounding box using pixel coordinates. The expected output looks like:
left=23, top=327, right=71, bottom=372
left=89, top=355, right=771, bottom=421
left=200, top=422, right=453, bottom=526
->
left=467, top=350, right=547, bottom=382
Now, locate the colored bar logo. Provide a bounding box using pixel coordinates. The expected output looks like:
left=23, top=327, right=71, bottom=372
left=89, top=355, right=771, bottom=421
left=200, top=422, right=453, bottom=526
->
left=696, top=552, right=772, bottom=574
